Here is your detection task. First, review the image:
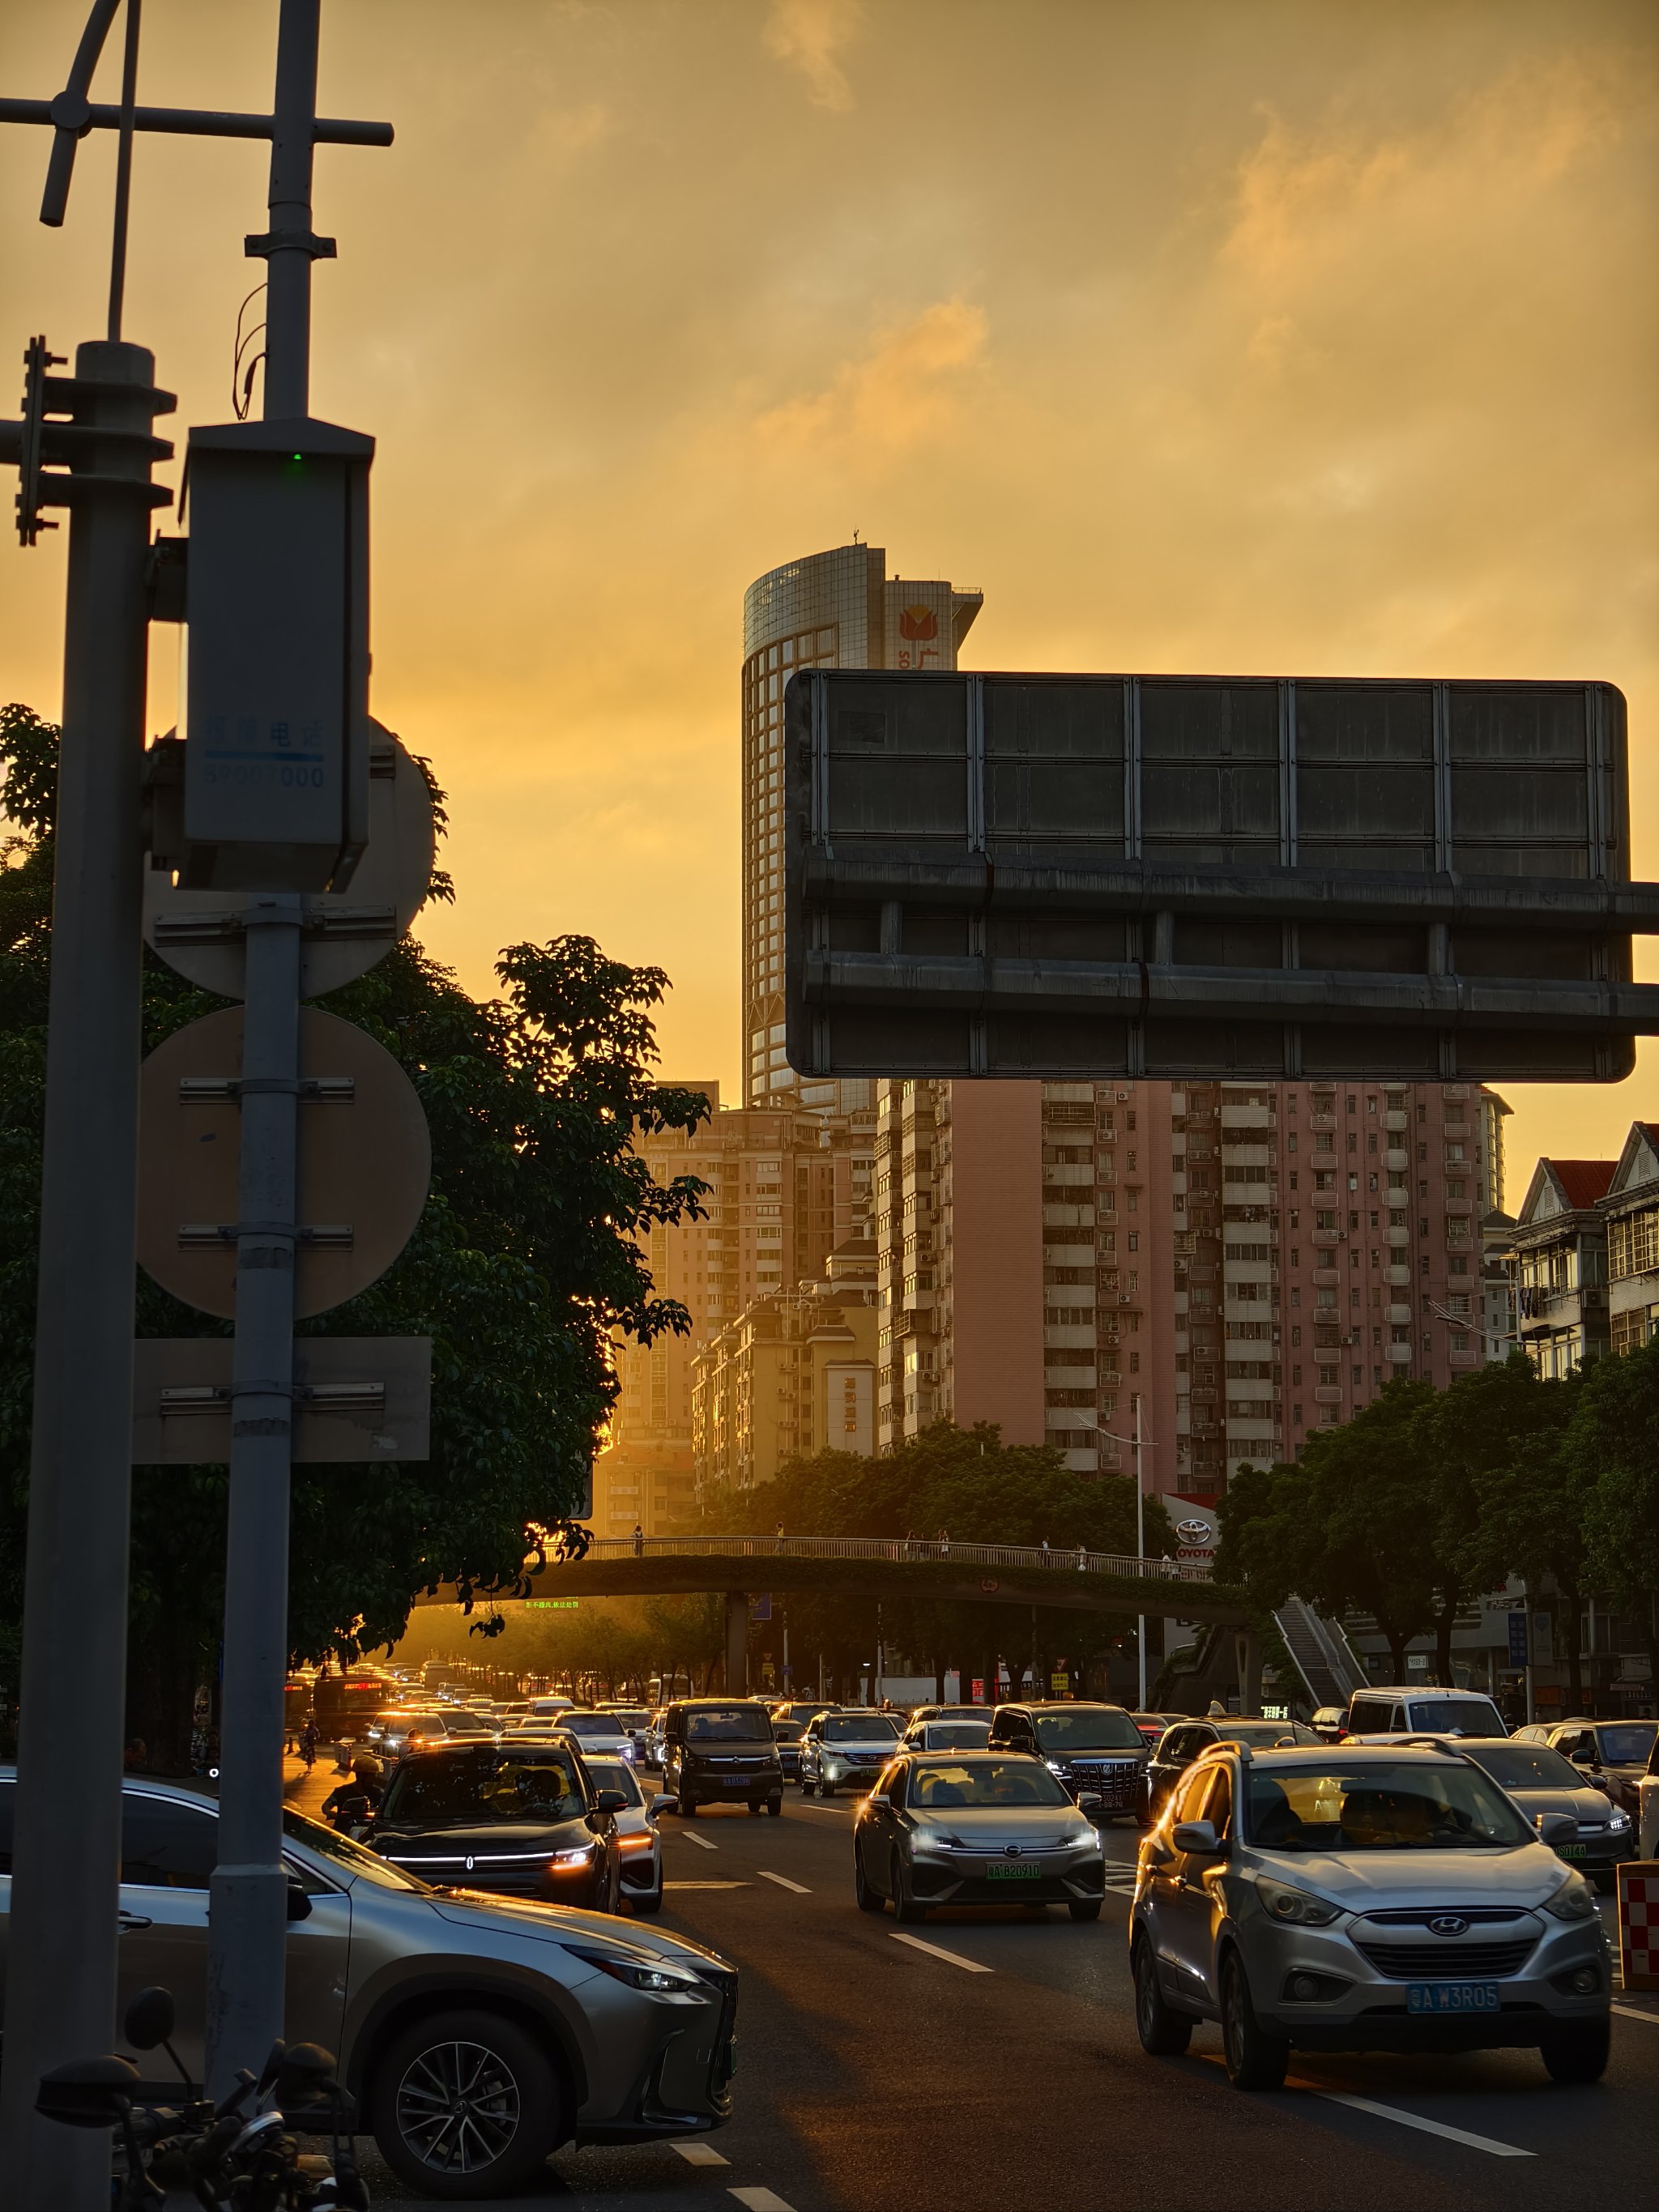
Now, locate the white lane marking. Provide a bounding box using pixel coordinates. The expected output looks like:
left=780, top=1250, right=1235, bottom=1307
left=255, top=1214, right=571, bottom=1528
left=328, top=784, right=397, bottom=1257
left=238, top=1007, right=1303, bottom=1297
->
left=729, top=2191, right=795, bottom=2211
left=673, top=2142, right=730, bottom=2167
left=677, top=1829, right=719, bottom=1852
left=1303, top=2086, right=1533, bottom=2159
left=1613, top=2002, right=1659, bottom=2024
left=794, top=1801, right=851, bottom=1816
left=757, top=1869, right=812, bottom=1894
left=664, top=1880, right=750, bottom=1890
left=888, top=1930, right=992, bottom=1974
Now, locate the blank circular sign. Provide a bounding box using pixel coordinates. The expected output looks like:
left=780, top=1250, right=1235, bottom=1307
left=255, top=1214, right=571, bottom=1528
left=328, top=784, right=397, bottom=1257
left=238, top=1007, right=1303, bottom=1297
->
left=137, top=1008, right=431, bottom=1319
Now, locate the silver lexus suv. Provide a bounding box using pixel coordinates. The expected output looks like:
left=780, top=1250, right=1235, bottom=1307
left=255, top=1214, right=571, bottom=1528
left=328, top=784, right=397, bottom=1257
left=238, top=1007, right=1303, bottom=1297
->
left=1129, top=1743, right=1610, bottom=2090
left=0, top=1774, right=736, bottom=2199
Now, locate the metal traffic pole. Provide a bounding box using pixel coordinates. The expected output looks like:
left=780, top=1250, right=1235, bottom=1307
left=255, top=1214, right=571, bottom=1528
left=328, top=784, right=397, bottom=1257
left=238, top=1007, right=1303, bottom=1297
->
left=1100, top=1405, right=1154, bottom=1709
left=203, top=0, right=320, bottom=2099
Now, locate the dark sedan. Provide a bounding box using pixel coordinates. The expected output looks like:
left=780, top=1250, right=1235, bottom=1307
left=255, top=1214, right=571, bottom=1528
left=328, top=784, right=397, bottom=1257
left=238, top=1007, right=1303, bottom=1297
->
left=366, top=1739, right=628, bottom=1910
left=1143, top=1716, right=1320, bottom=1822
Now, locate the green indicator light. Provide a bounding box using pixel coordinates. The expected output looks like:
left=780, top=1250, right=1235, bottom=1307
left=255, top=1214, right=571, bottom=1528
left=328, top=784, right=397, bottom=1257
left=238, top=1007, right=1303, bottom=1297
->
left=291, top=452, right=302, bottom=462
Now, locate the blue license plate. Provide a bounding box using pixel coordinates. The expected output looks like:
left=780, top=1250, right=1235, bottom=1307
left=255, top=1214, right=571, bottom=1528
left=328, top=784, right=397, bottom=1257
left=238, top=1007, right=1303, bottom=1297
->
left=1406, top=1982, right=1499, bottom=2015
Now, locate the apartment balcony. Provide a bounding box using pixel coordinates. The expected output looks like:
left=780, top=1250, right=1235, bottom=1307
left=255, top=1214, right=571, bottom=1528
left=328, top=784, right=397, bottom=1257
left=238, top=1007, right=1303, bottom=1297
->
left=1384, top=1110, right=1409, bottom=1132
left=1043, top=1204, right=1095, bottom=1230
left=1221, top=1106, right=1273, bottom=1129
left=1444, top=1121, right=1472, bottom=1140
left=1387, top=1225, right=1411, bottom=1247
left=1388, top=1302, right=1412, bottom=1323
left=1386, top=1149, right=1409, bottom=1170
left=1307, top=1112, right=1335, bottom=1130
left=1386, top=1343, right=1413, bottom=1363
left=1387, top=1263, right=1411, bottom=1285
left=1314, top=1386, right=1343, bottom=1405
left=1449, top=1349, right=1480, bottom=1369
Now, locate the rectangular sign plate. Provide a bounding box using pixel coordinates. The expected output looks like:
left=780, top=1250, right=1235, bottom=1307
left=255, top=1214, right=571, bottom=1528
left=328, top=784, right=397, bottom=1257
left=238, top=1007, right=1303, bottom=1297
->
left=1405, top=1981, right=1500, bottom=2014
left=785, top=670, right=1659, bottom=1081
left=986, top=1862, right=1043, bottom=1880
left=133, top=1336, right=430, bottom=1463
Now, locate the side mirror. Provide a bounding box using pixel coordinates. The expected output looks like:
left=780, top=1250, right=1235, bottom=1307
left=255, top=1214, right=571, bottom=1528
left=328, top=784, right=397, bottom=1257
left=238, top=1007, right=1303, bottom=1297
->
left=122, top=1985, right=175, bottom=2052
left=592, top=1789, right=629, bottom=1815
left=1570, top=1746, right=1596, bottom=1767
left=1077, top=1792, right=1105, bottom=1814
left=1537, top=1810, right=1577, bottom=1847
left=36, top=2054, right=140, bottom=2129
left=865, top=1791, right=889, bottom=1809
left=1171, top=1818, right=1221, bottom=1855
left=286, top=1873, right=313, bottom=1922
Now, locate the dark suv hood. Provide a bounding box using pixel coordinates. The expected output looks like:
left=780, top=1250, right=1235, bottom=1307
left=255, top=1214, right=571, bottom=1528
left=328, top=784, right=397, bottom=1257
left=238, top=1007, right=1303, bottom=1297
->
left=376, top=1816, right=591, bottom=1856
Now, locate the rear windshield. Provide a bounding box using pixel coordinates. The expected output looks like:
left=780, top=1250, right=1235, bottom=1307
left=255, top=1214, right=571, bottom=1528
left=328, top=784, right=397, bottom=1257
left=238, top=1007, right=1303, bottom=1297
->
left=926, top=1723, right=992, bottom=1749
left=1245, top=1762, right=1533, bottom=1851
left=909, top=1761, right=1070, bottom=1809
left=558, top=1714, right=624, bottom=1738
left=604, top=1710, right=649, bottom=1728
left=685, top=1706, right=774, bottom=1742
left=1461, top=1743, right=1580, bottom=1791
left=581, top=1758, right=644, bottom=1805
left=1217, top=1722, right=1322, bottom=1747
left=1402, top=1698, right=1506, bottom=1737
left=1594, top=1724, right=1657, bottom=1764
left=437, top=1715, right=496, bottom=1734
left=774, top=1721, right=805, bottom=1741
left=824, top=1715, right=901, bottom=1743
left=1033, top=1711, right=1145, bottom=1752
left=381, top=1750, right=586, bottom=1826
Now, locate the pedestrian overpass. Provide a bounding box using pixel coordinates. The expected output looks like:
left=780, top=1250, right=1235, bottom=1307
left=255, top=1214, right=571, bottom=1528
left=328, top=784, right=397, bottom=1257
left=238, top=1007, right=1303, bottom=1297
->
left=416, top=1532, right=1249, bottom=1693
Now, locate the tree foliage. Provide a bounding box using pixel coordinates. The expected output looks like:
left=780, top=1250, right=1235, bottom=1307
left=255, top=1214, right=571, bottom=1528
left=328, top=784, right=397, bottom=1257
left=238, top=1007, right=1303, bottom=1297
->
left=1, top=703, right=707, bottom=1761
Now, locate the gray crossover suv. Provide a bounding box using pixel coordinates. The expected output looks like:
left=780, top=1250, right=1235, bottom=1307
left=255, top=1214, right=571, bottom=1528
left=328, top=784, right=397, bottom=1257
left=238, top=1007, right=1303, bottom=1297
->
left=1129, top=1742, right=1611, bottom=2090
left=0, top=1774, right=737, bottom=2198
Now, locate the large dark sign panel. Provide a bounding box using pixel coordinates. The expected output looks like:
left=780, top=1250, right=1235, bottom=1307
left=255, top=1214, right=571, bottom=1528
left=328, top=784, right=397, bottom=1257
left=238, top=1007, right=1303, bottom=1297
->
left=784, top=671, right=1658, bottom=1082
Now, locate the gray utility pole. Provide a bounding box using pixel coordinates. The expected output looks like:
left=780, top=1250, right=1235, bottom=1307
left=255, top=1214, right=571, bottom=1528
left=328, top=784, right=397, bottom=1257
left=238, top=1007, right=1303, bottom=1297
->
left=203, top=0, right=322, bottom=2097
left=0, top=2, right=390, bottom=2193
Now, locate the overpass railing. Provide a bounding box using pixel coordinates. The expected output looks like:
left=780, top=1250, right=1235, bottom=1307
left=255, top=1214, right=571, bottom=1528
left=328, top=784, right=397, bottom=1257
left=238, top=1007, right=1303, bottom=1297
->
left=555, top=1533, right=1210, bottom=1583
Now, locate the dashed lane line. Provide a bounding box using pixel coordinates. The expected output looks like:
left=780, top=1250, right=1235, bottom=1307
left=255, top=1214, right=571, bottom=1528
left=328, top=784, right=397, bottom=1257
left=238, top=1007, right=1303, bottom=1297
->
left=1295, top=2084, right=1533, bottom=2159
left=676, top=1828, right=719, bottom=1851
left=757, top=1869, right=812, bottom=1894
left=1613, top=2002, right=1659, bottom=2025
left=888, top=1930, right=993, bottom=1974
left=729, top=2190, right=795, bottom=2211
left=664, top=1880, right=750, bottom=1891
left=673, top=2142, right=730, bottom=2167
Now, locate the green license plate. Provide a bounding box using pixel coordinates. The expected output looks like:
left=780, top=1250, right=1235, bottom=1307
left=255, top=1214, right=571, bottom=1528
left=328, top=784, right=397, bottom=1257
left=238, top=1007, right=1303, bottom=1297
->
left=987, top=1863, right=1043, bottom=1881
left=1557, top=1843, right=1587, bottom=1859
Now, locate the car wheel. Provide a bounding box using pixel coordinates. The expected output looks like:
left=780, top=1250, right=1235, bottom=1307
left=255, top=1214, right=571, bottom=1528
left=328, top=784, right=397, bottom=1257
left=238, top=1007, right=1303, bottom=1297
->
left=800, top=1775, right=814, bottom=1796
left=748, top=1801, right=763, bottom=1816
left=855, top=1848, right=885, bottom=1913
left=767, top=1796, right=783, bottom=1818
left=891, top=1851, right=926, bottom=1924
left=1541, top=2021, right=1610, bottom=2084
left=1068, top=1899, right=1102, bottom=1922
left=819, top=1777, right=836, bottom=1799
left=1219, top=1951, right=1287, bottom=2091
left=371, top=2007, right=561, bottom=2201
left=1132, top=1933, right=1193, bottom=2056
left=681, top=1796, right=698, bottom=1818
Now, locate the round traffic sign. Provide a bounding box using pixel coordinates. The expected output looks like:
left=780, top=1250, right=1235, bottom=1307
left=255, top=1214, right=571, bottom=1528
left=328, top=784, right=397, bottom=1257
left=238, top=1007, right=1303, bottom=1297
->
left=144, top=723, right=437, bottom=999
left=136, top=1007, right=431, bottom=1319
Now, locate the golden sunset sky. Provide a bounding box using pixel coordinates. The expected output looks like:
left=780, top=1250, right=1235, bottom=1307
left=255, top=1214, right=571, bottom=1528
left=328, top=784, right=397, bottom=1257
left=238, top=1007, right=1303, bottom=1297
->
left=2, top=0, right=1655, bottom=1194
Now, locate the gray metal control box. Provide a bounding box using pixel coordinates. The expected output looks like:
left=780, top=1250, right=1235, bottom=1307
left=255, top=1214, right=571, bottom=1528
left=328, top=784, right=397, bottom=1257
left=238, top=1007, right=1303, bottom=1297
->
left=181, top=416, right=373, bottom=891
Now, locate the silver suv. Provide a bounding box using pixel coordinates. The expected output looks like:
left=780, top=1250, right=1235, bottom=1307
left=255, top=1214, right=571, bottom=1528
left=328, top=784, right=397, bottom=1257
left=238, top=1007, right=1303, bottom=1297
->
left=1129, top=1743, right=1610, bottom=2089
left=0, top=1774, right=737, bottom=2199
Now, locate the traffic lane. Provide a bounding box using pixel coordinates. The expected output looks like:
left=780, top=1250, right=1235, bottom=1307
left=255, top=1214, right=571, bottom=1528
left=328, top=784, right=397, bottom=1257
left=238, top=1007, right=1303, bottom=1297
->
left=652, top=1800, right=1653, bottom=2210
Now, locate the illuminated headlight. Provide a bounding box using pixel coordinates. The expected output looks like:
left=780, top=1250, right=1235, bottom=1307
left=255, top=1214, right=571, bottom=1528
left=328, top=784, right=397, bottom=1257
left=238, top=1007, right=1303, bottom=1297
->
left=1063, top=1829, right=1099, bottom=1850
left=568, top=1947, right=705, bottom=1996
left=911, top=1832, right=955, bottom=1855
left=621, top=1742, right=635, bottom=1761
left=1542, top=1872, right=1597, bottom=1921
left=549, top=1844, right=596, bottom=1869
left=1608, top=1808, right=1630, bottom=1832
left=1045, top=1760, right=1064, bottom=1774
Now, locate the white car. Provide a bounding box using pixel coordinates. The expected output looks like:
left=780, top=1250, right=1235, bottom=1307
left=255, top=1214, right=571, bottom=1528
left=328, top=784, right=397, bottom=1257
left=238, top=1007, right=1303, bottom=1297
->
left=1131, top=1741, right=1611, bottom=2089
left=799, top=1711, right=903, bottom=1796
left=555, top=1711, right=638, bottom=1765
left=586, top=1754, right=663, bottom=1915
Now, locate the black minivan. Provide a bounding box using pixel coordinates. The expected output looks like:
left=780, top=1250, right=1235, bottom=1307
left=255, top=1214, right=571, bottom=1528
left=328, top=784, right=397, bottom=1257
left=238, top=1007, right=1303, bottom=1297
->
left=987, top=1702, right=1151, bottom=1822
left=366, top=1738, right=629, bottom=1909
left=662, top=1699, right=784, bottom=1818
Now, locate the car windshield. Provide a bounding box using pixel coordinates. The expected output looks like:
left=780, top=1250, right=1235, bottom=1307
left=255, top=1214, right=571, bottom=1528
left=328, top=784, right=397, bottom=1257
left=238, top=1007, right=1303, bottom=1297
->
left=604, top=1710, right=648, bottom=1728
left=1461, top=1743, right=1581, bottom=1791
left=557, top=1715, right=622, bottom=1738
left=281, top=1808, right=430, bottom=1890
left=925, top=1723, right=992, bottom=1748
left=380, top=1750, right=587, bottom=1826
left=1245, top=1762, right=1534, bottom=1851
left=1218, top=1722, right=1322, bottom=1746
left=774, top=1721, right=805, bottom=1742
left=581, top=1758, right=643, bottom=1806
left=1594, top=1724, right=1657, bottom=1764
left=685, top=1706, right=772, bottom=1742
left=439, top=1715, right=495, bottom=1734
left=824, top=1715, right=901, bottom=1743
left=910, top=1761, right=1070, bottom=1809
left=1033, top=1710, right=1145, bottom=1751
left=1405, top=1698, right=1505, bottom=1737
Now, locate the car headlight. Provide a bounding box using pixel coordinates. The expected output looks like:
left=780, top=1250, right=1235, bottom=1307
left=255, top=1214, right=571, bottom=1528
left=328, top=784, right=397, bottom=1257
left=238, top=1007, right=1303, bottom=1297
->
left=1045, top=1759, right=1064, bottom=1774
left=1254, top=1873, right=1345, bottom=1927
left=911, top=1832, right=953, bottom=1855
left=1541, top=1872, right=1598, bottom=1921
left=567, top=1947, right=706, bottom=1994
left=1608, top=1808, right=1630, bottom=1832
left=549, top=1843, right=596, bottom=1868
left=1064, top=1828, right=1101, bottom=1850
left=621, top=1743, right=635, bottom=1761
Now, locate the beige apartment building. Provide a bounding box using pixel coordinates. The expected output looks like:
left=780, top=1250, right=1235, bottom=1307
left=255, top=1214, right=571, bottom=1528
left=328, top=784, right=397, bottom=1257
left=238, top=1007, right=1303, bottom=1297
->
left=872, top=1074, right=1510, bottom=1501
left=593, top=1082, right=874, bottom=1535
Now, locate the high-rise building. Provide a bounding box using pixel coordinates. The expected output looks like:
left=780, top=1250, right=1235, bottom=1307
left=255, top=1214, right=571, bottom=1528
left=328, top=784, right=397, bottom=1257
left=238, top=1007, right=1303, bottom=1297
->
left=741, top=543, right=982, bottom=1108
left=597, top=1082, right=874, bottom=1533
left=872, top=1075, right=1509, bottom=1500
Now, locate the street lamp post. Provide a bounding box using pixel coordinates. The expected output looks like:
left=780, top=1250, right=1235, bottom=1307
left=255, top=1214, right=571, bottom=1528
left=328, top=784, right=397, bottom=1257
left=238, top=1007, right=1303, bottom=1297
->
left=1099, top=1401, right=1154, bottom=1708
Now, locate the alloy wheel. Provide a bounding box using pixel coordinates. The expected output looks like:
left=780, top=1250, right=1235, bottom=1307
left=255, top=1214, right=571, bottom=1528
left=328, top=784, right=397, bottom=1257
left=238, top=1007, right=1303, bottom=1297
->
left=394, top=2038, right=521, bottom=2176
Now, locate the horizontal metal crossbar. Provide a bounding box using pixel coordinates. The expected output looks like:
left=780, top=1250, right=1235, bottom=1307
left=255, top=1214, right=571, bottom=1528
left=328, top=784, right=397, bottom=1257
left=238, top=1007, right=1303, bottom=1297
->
left=568, top=1532, right=1208, bottom=1583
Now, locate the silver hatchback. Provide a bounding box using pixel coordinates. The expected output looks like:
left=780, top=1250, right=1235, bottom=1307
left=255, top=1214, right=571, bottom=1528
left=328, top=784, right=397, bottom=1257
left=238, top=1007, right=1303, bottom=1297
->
left=0, top=1773, right=736, bottom=2199
left=1129, top=1743, right=1611, bottom=2089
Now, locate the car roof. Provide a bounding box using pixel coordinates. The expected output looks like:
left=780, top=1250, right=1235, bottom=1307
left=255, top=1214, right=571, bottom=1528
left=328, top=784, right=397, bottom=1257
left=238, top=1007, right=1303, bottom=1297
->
left=996, top=1699, right=1128, bottom=1713
left=1355, top=1686, right=1501, bottom=1698
left=1202, top=1741, right=1472, bottom=1767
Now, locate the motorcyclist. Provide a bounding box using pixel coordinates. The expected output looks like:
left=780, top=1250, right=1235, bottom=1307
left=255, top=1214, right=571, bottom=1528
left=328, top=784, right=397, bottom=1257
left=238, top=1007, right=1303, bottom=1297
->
left=321, top=1754, right=383, bottom=1834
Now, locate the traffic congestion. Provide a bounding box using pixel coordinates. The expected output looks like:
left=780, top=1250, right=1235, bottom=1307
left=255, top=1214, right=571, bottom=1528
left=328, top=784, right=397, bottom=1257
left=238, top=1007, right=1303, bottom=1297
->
left=180, top=1662, right=1659, bottom=2206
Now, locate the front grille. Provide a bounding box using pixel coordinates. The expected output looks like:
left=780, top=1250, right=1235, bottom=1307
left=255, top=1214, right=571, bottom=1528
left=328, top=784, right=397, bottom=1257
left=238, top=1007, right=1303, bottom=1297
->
left=1355, top=1939, right=1538, bottom=1980
left=1362, top=1907, right=1526, bottom=1925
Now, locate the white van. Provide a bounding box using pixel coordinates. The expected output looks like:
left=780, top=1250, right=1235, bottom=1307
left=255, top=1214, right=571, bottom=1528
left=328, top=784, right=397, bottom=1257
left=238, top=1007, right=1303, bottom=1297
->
left=1344, top=1686, right=1508, bottom=1739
